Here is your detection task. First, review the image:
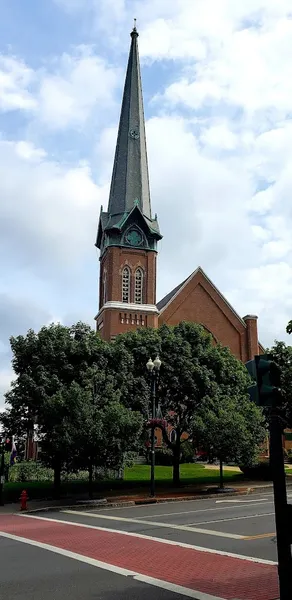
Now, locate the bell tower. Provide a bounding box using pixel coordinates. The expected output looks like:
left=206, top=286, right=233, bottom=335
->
left=95, top=24, right=162, bottom=341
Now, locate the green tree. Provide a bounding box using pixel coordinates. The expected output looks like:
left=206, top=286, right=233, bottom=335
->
left=191, top=394, right=267, bottom=488
left=0, top=322, right=111, bottom=492
left=46, top=381, right=142, bottom=497
left=0, top=321, right=143, bottom=496
left=267, top=340, right=292, bottom=428
left=286, top=321, right=292, bottom=335
left=112, top=322, right=253, bottom=486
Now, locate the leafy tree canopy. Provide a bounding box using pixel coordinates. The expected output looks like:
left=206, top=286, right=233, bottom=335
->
left=267, top=340, right=292, bottom=428
left=0, top=322, right=141, bottom=493
left=191, top=393, right=267, bottom=485
left=112, top=322, right=253, bottom=484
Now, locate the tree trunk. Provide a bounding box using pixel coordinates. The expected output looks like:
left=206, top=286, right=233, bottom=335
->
left=88, top=459, right=93, bottom=499
left=219, top=457, right=224, bottom=489
left=53, top=455, right=61, bottom=499
left=173, top=439, right=181, bottom=487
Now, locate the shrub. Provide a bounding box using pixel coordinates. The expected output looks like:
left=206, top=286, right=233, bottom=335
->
left=239, top=461, right=272, bottom=481
left=180, top=441, right=195, bottom=464
left=155, top=448, right=173, bottom=466
left=287, top=450, right=292, bottom=465
left=9, top=461, right=54, bottom=483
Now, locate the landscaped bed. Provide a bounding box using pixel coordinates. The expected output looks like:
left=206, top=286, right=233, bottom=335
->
left=2, top=463, right=243, bottom=503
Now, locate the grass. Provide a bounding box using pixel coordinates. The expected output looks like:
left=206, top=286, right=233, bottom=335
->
left=3, top=463, right=243, bottom=503
left=124, top=463, right=242, bottom=483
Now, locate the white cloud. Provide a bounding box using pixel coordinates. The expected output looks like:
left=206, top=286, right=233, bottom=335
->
left=0, top=55, right=36, bottom=112
left=0, top=139, right=103, bottom=278
left=199, top=122, right=239, bottom=151
left=161, top=20, right=292, bottom=117
left=15, top=141, right=47, bottom=161
left=38, top=47, right=120, bottom=130
left=0, top=46, right=120, bottom=131
left=1, top=0, right=292, bottom=382
left=0, top=368, right=16, bottom=404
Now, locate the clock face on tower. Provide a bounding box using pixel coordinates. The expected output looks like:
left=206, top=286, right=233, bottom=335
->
left=129, top=128, right=139, bottom=139
left=125, top=228, right=143, bottom=246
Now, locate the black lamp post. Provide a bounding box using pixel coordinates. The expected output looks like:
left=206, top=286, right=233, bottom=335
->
left=0, top=438, right=5, bottom=506
left=146, top=356, right=161, bottom=497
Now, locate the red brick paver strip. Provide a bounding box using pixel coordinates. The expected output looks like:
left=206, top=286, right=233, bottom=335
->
left=0, top=515, right=279, bottom=600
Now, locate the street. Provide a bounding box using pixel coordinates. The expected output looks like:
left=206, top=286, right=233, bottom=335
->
left=0, top=490, right=284, bottom=600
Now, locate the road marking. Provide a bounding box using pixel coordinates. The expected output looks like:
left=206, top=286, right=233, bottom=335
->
left=15, top=514, right=277, bottom=564
left=216, top=498, right=268, bottom=504
left=244, top=533, right=276, bottom=540
left=188, top=512, right=274, bottom=526
left=0, top=531, right=224, bottom=600
left=63, top=510, right=247, bottom=540
left=129, top=501, right=273, bottom=520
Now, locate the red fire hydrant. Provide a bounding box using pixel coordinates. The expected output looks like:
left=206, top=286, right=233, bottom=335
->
left=20, top=490, right=28, bottom=511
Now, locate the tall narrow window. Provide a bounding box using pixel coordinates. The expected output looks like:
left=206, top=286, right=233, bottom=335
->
left=102, top=271, right=107, bottom=306
left=135, top=268, right=143, bottom=304
left=122, top=266, right=130, bottom=302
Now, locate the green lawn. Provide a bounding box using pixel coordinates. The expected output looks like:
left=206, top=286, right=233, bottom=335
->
left=3, top=463, right=291, bottom=504
left=124, top=463, right=241, bottom=483
left=3, top=463, right=243, bottom=503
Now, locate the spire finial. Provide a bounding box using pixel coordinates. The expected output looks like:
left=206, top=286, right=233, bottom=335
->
left=131, top=18, right=138, bottom=37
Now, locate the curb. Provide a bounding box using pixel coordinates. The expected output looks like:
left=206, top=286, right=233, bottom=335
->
left=5, top=481, right=292, bottom=515
left=23, top=485, right=271, bottom=514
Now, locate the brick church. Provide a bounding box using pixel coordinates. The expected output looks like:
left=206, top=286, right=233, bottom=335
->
left=95, top=25, right=264, bottom=363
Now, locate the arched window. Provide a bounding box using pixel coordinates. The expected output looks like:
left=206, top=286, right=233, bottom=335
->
left=122, top=266, right=130, bottom=303
left=102, top=270, right=107, bottom=306
left=134, top=268, right=143, bottom=304
left=170, top=429, right=177, bottom=444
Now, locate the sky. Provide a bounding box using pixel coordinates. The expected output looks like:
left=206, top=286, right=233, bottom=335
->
left=1, top=0, right=292, bottom=409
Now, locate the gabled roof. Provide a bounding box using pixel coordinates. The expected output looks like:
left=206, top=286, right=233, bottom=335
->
left=157, top=266, right=246, bottom=326
left=157, top=277, right=189, bottom=311
left=158, top=266, right=265, bottom=352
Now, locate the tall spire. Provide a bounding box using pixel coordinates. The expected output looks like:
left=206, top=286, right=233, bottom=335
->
left=107, top=22, right=151, bottom=219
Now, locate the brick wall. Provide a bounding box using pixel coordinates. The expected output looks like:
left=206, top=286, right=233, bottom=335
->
left=159, top=270, right=259, bottom=362
left=97, top=246, right=158, bottom=340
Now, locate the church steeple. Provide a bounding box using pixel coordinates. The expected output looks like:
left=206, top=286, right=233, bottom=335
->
left=96, top=23, right=161, bottom=254
left=107, top=22, right=151, bottom=219
left=95, top=25, right=161, bottom=342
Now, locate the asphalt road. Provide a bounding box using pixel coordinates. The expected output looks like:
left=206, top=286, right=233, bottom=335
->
left=48, top=489, right=286, bottom=561
left=0, top=536, right=188, bottom=600
left=0, top=490, right=285, bottom=600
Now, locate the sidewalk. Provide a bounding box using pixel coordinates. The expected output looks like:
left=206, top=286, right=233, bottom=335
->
left=1, top=480, right=289, bottom=515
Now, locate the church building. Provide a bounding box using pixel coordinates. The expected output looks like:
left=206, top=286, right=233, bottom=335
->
left=95, top=25, right=264, bottom=363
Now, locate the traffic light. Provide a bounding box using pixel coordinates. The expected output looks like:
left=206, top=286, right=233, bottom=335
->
left=245, top=354, right=281, bottom=407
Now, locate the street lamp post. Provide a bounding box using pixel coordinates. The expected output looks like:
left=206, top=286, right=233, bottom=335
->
left=146, top=356, right=161, bottom=497
left=0, top=438, right=5, bottom=506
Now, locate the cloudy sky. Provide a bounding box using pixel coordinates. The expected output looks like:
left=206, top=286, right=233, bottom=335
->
left=1, top=0, right=292, bottom=408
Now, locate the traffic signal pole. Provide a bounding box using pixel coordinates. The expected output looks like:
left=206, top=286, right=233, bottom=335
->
left=270, top=409, right=292, bottom=600
left=245, top=355, right=292, bottom=600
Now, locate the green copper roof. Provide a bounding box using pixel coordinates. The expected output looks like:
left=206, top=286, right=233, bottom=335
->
left=107, top=25, right=152, bottom=219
